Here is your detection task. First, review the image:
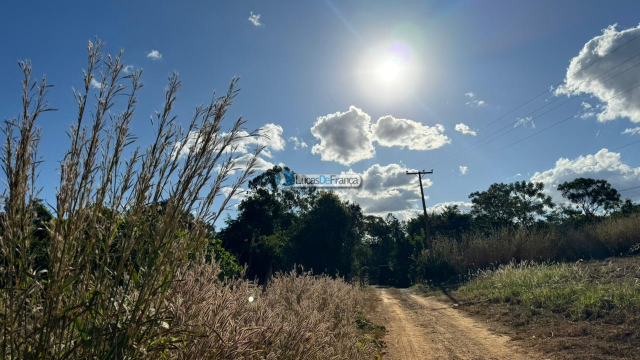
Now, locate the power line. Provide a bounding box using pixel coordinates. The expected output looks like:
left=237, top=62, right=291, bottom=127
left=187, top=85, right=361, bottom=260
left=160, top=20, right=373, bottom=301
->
left=619, top=185, right=640, bottom=192
left=430, top=57, right=640, bottom=168
left=370, top=81, right=640, bottom=215
left=477, top=31, right=640, bottom=132
left=358, top=32, right=640, bottom=216
left=612, top=138, right=640, bottom=151
left=493, top=83, right=640, bottom=153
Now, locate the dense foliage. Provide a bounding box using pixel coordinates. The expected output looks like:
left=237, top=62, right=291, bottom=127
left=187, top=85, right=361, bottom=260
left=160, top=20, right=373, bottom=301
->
left=219, top=166, right=640, bottom=286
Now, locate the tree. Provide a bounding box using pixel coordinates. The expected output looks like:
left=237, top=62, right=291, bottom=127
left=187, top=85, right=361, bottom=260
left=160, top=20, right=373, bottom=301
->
left=469, top=183, right=515, bottom=228
left=408, top=205, right=472, bottom=239
left=558, top=178, right=621, bottom=218
left=469, top=182, right=553, bottom=229
left=510, top=181, right=554, bottom=227
left=289, top=192, right=362, bottom=277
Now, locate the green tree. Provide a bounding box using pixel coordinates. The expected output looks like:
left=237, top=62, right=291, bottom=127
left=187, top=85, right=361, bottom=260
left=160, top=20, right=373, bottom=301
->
left=510, top=181, right=554, bottom=227
left=408, top=205, right=472, bottom=239
left=469, top=183, right=515, bottom=229
left=289, top=192, right=362, bottom=277
left=558, top=178, right=621, bottom=218
left=469, top=182, right=553, bottom=229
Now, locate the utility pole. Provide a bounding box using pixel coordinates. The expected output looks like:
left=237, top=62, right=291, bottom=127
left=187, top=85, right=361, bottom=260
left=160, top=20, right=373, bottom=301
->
left=406, top=170, right=434, bottom=269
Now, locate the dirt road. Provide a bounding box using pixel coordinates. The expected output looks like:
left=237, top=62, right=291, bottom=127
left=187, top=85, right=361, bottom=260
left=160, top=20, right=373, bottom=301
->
left=377, top=288, right=546, bottom=360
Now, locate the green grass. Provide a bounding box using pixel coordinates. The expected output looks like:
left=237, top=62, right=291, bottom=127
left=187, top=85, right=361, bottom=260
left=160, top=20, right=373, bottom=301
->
left=456, top=260, right=640, bottom=320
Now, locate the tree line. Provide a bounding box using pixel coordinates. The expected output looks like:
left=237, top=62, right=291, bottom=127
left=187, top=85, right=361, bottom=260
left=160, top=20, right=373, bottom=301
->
left=218, top=166, right=639, bottom=285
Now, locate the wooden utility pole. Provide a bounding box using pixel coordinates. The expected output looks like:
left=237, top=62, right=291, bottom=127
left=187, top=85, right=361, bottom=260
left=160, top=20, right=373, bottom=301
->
left=406, top=170, right=434, bottom=268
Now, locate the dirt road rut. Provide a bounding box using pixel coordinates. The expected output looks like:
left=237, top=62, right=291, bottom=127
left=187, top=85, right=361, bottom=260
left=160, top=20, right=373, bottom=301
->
left=377, top=288, right=546, bottom=360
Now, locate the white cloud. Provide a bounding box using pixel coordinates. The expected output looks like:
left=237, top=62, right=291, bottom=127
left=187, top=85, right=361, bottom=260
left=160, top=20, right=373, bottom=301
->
left=514, top=116, right=535, bottom=129
left=455, top=123, right=477, bottom=136
left=252, top=124, right=286, bottom=158
left=622, top=127, right=640, bottom=135
left=288, top=136, right=308, bottom=150
left=227, top=153, right=274, bottom=175
left=427, top=201, right=473, bottom=214
left=173, top=123, right=285, bottom=177
left=555, top=24, right=640, bottom=123
left=146, top=50, right=162, bottom=60
left=90, top=78, right=102, bottom=89
left=507, top=173, right=523, bottom=180
left=530, top=148, right=640, bottom=203
left=465, top=92, right=487, bottom=107
left=311, top=106, right=376, bottom=166
left=580, top=101, right=597, bottom=119
left=459, top=166, right=468, bottom=175
left=248, top=12, right=262, bottom=26
left=122, top=65, right=135, bottom=74
left=336, top=163, right=428, bottom=219
left=372, top=115, right=451, bottom=151
left=175, top=126, right=283, bottom=159
left=221, top=187, right=250, bottom=202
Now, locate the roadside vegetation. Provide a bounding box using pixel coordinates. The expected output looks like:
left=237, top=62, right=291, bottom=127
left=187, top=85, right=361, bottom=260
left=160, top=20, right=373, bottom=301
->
left=0, top=41, right=379, bottom=359
left=441, top=257, right=640, bottom=359
left=457, top=260, right=640, bottom=320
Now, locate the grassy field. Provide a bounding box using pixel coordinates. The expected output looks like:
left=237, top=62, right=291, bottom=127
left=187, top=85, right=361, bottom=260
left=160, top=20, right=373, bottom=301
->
left=423, top=256, right=640, bottom=359
left=456, top=259, right=640, bottom=320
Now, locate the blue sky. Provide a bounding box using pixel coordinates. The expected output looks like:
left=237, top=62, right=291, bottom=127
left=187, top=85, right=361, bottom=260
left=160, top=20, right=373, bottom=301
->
left=2, top=0, right=640, bottom=221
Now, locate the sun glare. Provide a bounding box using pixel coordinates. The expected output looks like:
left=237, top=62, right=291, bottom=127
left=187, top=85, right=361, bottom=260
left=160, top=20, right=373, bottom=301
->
left=376, top=58, right=403, bottom=83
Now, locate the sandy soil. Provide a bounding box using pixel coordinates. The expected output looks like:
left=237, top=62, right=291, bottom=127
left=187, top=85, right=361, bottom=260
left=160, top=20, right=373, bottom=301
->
left=376, top=287, right=550, bottom=360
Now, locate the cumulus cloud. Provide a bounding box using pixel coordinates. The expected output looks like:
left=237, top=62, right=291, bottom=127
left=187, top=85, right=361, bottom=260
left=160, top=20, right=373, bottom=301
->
left=90, top=78, right=102, bottom=89
left=248, top=12, right=262, bottom=26
left=122, top=65, right=135, bottom=74
left=311, top=106, right=376, bottom=166
left=555, top=24, right=640, bottom=123
left=459, top=166, right=468, bottom=175
left=288, top=136, right=308, bottom=150
left=514, top=116, right=535, bottom=129
left=226, top=153, right=275, bottom=175
left=530, top=148, right=640, bottom=203
left=372, top=116, right=451, bottom=151
left=622, top=127, right=640, bottom=135
left=253, top=124, right=286, bottom=157
left=455, top=123, right=477, bottom=136
left=335, top=163, right=428, bottom=220
left=221, top=187, right=250, bottom=202
left=173, top=123, right=284, bottom=177
left=146, top=50, right=162, bottom=60
left=465, top=92, right=487, bottom=107
left=427, top=201, right=473, bottom=214
left=175, top=123, right=285, bottom=159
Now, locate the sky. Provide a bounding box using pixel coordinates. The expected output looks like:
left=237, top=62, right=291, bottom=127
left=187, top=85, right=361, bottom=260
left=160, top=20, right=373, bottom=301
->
left=1, top=0, right=640, bottom=222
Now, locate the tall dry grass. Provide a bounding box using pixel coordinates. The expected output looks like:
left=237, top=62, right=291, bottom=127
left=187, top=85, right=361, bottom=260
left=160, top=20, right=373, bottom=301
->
left=169, top=262, right=376, bottom=359
left=415, top=214, right=640, bottom=282
left=0, top=40, right=377, bottom=360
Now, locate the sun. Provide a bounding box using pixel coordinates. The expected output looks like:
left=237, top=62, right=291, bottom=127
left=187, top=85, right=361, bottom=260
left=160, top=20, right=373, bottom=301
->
left=376, top=57, right=403, bottom=83
left=357, top=40, right=423, bottom=100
